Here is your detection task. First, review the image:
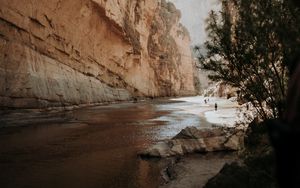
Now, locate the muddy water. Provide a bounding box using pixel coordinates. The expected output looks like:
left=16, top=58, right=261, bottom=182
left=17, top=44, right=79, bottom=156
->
left=0, top=98, right=230, bottom=188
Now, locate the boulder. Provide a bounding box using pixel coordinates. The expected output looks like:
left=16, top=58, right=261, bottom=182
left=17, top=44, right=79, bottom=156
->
left=139, top=126, right=245, bottom=158
left=173, top=126, right=230, bottom=139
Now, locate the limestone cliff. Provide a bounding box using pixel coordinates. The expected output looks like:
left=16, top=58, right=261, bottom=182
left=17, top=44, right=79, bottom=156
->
left=204, top=81, right=237, bottom=99
left=0, top=0, right=198, bottom=109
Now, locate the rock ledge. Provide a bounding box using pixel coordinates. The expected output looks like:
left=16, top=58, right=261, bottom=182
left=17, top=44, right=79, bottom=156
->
left=139, top=126, right=245, bottom=158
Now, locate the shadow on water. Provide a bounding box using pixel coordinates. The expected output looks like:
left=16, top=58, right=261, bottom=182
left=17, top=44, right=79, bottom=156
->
left=0, top=99, right=233, bottom=188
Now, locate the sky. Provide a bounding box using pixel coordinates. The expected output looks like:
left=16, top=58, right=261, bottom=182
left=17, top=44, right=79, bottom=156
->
left=168, top=0, right=221, bottom=45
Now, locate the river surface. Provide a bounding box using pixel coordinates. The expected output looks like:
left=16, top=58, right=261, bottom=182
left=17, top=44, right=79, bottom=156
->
left=0, top=97, right=234, bottom=188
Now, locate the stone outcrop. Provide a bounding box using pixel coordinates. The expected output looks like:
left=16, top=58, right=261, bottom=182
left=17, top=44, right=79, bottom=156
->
left=139, top=126, right=245, bottom=158
left=204, top=121, right=277, bottom=188
left=0, top=0, right=198, bottom=109
left=204, top=81, right=237, bottom=98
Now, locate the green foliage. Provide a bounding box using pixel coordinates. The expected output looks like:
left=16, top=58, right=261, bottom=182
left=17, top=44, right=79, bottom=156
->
left=196, top=0, right=300, bottom=120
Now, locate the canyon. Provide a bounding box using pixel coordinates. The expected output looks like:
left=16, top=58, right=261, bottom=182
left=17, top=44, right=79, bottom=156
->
left=0, top=0, right=198, bottom=109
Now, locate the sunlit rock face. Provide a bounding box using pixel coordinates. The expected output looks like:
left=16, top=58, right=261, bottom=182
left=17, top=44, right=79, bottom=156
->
left=0, top=0, right=197, bottom=109
left=204, top=82, right=237, bottom=99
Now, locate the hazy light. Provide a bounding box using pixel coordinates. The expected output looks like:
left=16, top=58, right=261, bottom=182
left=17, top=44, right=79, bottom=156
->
left=168, top=0, right=221, bottom=45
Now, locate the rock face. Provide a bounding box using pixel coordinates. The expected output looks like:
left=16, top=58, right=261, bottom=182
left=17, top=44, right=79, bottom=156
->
left=139, top=126, right=245, bottom=158
left=204, top=81, right=237, bottom=98
left=0, top=0, right=198, bottom=109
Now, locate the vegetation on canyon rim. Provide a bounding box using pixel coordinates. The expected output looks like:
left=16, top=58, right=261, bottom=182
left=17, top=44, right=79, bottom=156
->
left=195, top=0, right=300, bottom=120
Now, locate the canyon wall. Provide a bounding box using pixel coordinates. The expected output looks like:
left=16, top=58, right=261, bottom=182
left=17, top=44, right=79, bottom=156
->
left=0, top=0, right=198, bottom=109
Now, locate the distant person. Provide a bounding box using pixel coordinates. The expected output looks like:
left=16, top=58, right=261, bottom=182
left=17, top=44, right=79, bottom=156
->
left=215, top=103, right=218, bottom=111
left=204, top=99, right=207, bottom=104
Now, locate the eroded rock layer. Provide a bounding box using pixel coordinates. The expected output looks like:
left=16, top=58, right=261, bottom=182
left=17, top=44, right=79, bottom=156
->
left=139, top=126, right=245, bottom=158
left=0, top=0, right=197, bottom=108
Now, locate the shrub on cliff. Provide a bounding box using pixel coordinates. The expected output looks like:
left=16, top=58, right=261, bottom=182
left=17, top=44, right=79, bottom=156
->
left=195, top=0, right=300, bottom=120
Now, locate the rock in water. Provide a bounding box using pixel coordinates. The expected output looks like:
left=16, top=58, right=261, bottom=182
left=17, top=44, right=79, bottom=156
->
left=139, top=126, right=245, bottom=158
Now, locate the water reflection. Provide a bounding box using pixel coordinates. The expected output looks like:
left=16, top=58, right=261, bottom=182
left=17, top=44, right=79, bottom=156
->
left=0, top=99, right=212, bottom=188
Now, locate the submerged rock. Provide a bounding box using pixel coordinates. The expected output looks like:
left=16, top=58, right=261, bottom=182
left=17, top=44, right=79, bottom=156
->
left=139, top=126, right=245, bottom=158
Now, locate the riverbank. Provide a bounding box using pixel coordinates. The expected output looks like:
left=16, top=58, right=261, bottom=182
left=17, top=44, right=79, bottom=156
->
left=160, top=153, right=237, bottom=188
left=140, top=96, right=258, bottom=187
left=155, top=122, right=274, bottom=188
left=171, top=96, right=256, bottom=127
left=204, top=120, right=278, bottom=188
left=153, top=97, right=278, bottom=188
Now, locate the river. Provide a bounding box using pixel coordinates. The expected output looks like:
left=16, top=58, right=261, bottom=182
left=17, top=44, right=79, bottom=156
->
left=0, top=97, right=236, bottom=188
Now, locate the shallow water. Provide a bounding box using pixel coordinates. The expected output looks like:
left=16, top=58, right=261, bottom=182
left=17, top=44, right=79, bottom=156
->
left=0, top=98, right=228, bottom=188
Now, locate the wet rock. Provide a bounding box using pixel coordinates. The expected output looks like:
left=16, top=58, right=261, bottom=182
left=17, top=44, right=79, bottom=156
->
left=139, top=126, right=245, bottom=158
